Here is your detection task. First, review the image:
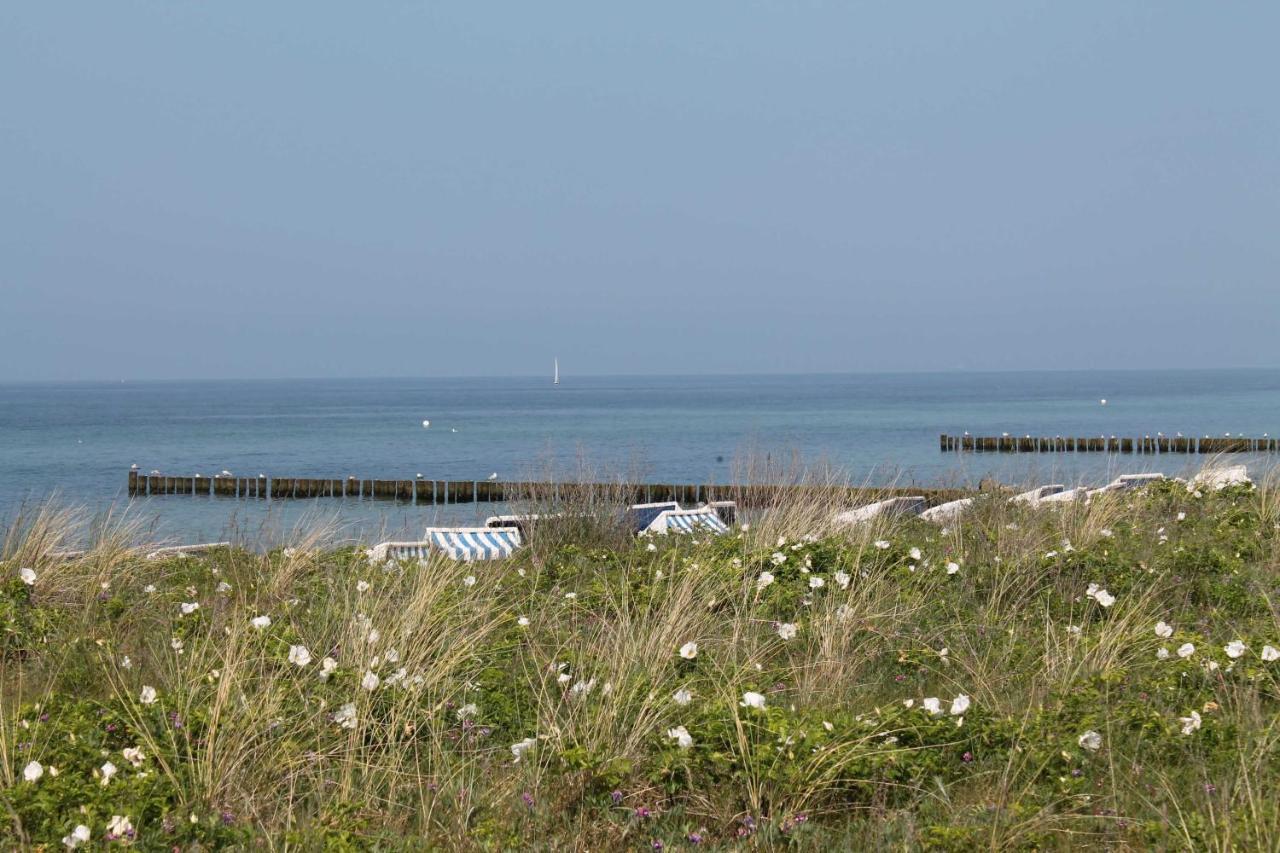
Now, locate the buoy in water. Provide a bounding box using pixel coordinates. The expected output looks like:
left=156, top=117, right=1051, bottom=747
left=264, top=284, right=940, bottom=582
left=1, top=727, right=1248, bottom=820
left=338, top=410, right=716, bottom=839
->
left=1100, top=399, right=1107, bottom=405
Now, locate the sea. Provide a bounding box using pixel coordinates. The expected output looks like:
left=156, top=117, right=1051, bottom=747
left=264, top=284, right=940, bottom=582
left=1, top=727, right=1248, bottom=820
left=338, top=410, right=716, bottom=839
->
left=2, top=369, right=1277, bottom=546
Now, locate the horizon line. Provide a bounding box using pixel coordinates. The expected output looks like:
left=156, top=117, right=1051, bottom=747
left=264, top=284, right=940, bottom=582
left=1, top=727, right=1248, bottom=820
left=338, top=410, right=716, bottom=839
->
left=2, top=365, right=1279, bottom=386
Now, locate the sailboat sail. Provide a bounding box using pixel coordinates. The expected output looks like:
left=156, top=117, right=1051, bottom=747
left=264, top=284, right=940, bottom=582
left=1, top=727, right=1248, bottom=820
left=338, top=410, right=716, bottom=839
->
left=553, top=358, right=559, bottom=385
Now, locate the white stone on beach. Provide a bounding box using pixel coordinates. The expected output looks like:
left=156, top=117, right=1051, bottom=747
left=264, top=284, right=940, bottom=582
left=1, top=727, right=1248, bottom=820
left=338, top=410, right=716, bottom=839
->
left=1189, top=464, right=1251, bottom=492
left=832, top=496, right=926, bottom=527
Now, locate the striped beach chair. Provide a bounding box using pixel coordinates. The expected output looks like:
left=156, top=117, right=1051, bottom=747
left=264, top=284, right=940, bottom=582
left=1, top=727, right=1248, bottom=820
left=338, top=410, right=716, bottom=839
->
left=368, top=527, right=523, bottom=563
left=643, top=507, right=730, bottom=536
left=625, top=501, right=681, bottom=533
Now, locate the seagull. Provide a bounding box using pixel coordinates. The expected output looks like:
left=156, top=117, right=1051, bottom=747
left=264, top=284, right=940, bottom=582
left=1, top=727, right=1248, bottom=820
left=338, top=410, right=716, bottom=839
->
left=1100, top=399, right=1107, bottom=405
left=220, top=470, right=233, bottom=477
left=150, top=469, right=161, bottom=475
left=451, top=428, right=457, bottom=433
left=131, top=463, right=139, bottom=470
left=422, top=420, right=430, bottom=428
left=488, top=472, right=499, bottom=480
left=416, top=473, right=424, bottom=479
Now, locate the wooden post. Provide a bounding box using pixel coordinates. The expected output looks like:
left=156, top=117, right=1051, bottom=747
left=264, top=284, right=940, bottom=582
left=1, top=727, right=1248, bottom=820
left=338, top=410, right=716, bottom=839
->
left=128, top=470, right=138, bottom=496
left=1121, top=437, right=1133, bottom=453
left=415, top=479, right=433, bottom=504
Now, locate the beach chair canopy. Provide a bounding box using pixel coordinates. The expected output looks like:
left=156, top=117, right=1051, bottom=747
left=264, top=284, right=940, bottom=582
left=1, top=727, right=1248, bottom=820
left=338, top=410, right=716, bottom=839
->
left=626, top=501, right=681, bottom=533
left=643, top=507, right=730, bottom=536
left=369, top=527, right=523, bottom=563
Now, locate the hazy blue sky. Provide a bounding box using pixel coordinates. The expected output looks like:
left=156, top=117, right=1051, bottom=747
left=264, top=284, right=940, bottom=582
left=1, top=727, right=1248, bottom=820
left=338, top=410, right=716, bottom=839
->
left=2, top=3, right=1276, bottom=381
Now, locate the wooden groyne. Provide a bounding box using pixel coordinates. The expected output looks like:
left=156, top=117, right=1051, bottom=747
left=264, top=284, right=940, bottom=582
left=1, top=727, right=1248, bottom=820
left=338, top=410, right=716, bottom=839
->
left=940, top=435, right=1277, bottom=454
left=126, top=471, right=970, bottom=509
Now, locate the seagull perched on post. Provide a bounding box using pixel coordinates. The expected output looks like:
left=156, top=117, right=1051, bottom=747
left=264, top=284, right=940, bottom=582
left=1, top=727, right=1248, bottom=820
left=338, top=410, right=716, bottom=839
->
left=220, top=470, right=233, bottom=477
left=488, top=472, right=499, bottom=480
left=130, top=463, right=139, bottom=470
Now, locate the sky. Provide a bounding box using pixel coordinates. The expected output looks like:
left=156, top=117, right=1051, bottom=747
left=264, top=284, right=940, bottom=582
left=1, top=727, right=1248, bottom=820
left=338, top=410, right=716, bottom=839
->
left=1, top=3, right=1277, bottom=381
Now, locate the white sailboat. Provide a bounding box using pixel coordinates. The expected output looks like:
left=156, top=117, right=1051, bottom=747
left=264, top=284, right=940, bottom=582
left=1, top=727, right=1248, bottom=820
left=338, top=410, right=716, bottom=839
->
left=553, top=358, right=560, bottom=386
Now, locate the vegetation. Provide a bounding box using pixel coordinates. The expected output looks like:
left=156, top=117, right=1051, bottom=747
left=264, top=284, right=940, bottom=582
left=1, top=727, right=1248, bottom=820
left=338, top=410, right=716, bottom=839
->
left=3, top=470, right=1280, bottom=849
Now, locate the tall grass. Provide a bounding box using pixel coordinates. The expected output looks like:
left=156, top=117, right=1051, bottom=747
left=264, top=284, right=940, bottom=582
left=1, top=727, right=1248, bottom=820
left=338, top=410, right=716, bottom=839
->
left=2, top=462, right=1279, bottom=848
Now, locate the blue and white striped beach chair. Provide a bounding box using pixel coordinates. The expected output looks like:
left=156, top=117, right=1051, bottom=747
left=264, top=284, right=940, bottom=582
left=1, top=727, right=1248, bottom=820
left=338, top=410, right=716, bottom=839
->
left=643, top=507, right=730, bottom=536
left=369, top=527, right=523, bottom=563
left=625, top=502, right=681, bottom=534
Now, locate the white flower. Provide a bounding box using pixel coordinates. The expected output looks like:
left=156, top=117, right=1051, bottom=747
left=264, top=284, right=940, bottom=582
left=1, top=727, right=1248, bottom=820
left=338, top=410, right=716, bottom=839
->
left=809, top=576, right=825, bottom=589
left=105, top=816, right=133, bottom=839
left=1262, top=645, right=1280, bottom=662
left=1177, top=511, right=1186, bottom=521
left=740, top=523, right=750, bottom=531
left=120, top=655, right=132, bottom=670
left=922, top=697, right=942, bottom=715
left=288, top=645, right=312, bottom=666
left=251, top=615, right=271, bottom=629
left=100, top=761, right=118, bottom=786
left=361, top=671, right=380, bottom=691
left=756, top=571, right=775, bottom=591
left=673, top=688, right=692, bottom=706
left=740, top=691, right=766, bottom=709
left=557, top=672, right=572, bottom=684
left=367, top=628, right=380, bottom=644
left=319, top=657, right=338, bottom=680
left=463, top=575, right=476, bottom=587
left=1179, top=710, right=1202, bottom=736
left=511, top=736, right=537, bottom=762
left=139, top=685, right=157, bottom=704
left=563, top=592, right=576, bottom=601
left=385, top=647, right=399, bottom=663
left=874, top=540, right=890, bottom=550
left=1100, top=528, right=1113, bottom=538
left=1225, top=640, right=1247, bottom=659
left=216, top=581, right=232, bottom=593
left=903, top=699, right=915, bottom=708
left=333, top=702, right=357, bottom=729
left=179, top=601, right=200, bottom=615
left=946, top=562, right=960, bottom=575
left=62, top=824, right=91, bottom=848
left=569, top=678, right=597, bottom=698
left=835, top=604, right=853, bottom=622
left=770, top=552, right=787, bottom=566
left=775, top=622, right=798, bottom=641
left=1177, top=642, right=1195, bottom=659
left=678, top=641, right=698, bottom=660
left=950, top=694, right=971, bottom=715
left=171, top=636, right=184, bottom=654
left=1078, top=730, right=1103, bottom=751
left=909, top=547, right=922, bottom=561
left=1155, top=621, right=1174, bottom=638
left=666, top=725, right=694, bottom=749
left=356, top=580, right=370, bottom=592
left=457, top=703, right=478, bottom=720
left=1094, top=589, right=1116, bottom=608
left=833, top=571, right=850, bottom=589
left=143, top=584, right=156, bottom=593
left=19, top=567, right=36, bottom=585
left=22, top=761, right=43, bottom=782
left=646, top=542, right=657, bottom=552
left=517, top=616, right=530, bottom=627
left=1156, top=647, right=1170, bottom=660
left=1067, top=625, right=1082, bottom=637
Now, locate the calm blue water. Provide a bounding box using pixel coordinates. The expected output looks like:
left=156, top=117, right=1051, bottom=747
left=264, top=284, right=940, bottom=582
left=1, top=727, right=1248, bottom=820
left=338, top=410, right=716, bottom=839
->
left=2, top=370, right=1278, bottom=544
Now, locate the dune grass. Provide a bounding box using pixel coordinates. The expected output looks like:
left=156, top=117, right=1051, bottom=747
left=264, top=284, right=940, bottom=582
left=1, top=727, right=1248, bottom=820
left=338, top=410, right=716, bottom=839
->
left=2, top=470, right=1280, bottom=849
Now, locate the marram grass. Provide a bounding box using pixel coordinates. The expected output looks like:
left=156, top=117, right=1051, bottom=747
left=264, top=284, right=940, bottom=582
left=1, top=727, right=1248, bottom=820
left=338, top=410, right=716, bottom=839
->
left=3, top=475, right=1280, bottom=850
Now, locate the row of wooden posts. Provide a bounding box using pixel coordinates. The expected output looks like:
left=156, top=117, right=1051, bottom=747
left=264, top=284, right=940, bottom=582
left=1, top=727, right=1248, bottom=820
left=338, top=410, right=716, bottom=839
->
left=126, top=471, right=969, bottom=508
left=940, top=435, right=1277, bottom=454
